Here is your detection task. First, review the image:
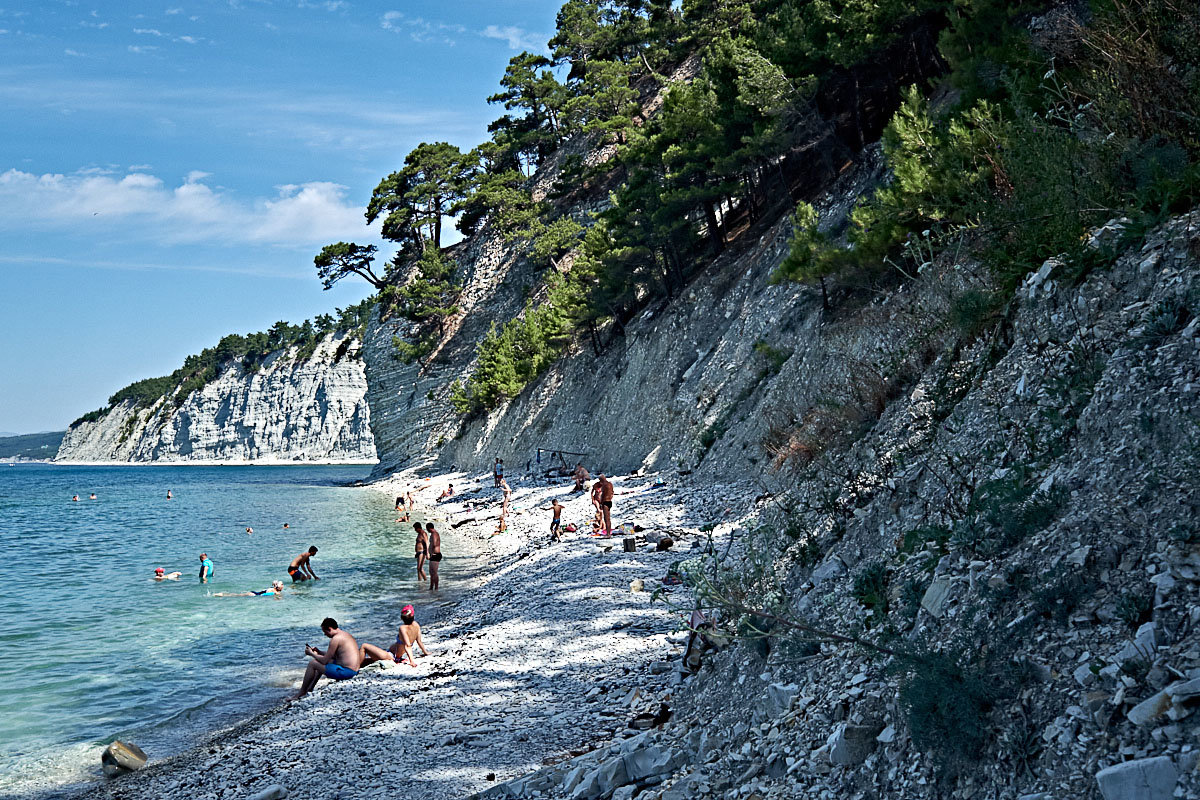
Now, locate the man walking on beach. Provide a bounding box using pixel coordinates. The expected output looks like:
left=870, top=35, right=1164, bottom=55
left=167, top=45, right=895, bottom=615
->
left=426, top=523, right=442, bottom=591
left=198, top=553, right=213, bottom=583
left=294, top=617, right=360, bottom=698
left=597, top=473, right=614, bottom=533
left=550, top=498, right=564, bottom=542
left=288, top=546, right=320, bottom=582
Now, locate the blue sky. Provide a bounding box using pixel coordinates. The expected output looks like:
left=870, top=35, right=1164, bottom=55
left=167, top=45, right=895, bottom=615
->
left=0, top=0, right=562, bottom=433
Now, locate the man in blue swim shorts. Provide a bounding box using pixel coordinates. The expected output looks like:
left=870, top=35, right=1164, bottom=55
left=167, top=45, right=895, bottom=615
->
left=293, top=617, right=360, bottom=698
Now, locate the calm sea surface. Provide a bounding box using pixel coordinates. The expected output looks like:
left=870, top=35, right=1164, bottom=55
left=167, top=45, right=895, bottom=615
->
left=0, top=463, right=451, bottom=796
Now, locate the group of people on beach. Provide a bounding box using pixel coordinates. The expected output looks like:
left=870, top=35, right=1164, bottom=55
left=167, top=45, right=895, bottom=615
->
left=412, top=521, right=442, bottom=589
left=294, top=605, right=430, bottom=698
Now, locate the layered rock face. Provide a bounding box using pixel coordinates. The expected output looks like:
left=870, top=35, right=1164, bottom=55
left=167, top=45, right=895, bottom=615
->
left=362, top=153, right=885, bottom=479
left=57, top=334, right=375, bottom=463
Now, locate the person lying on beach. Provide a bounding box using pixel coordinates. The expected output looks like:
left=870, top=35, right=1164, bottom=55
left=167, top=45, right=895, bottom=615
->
left=414, top=522, right=428, bottom=582
left=154, top=567, right=182, bottom=581
left=213, top=581, right=285, bottom=597
left=358, top=605, right=429, bottom=668
left=287, top=546, right=320, bottom=582
left=294, top=617, right=360, bottom=698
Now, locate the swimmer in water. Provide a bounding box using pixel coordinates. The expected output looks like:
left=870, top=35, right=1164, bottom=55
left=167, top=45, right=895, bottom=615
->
left=72, top=495, right=79, bottom=502
left=89, top=493, right=97, bottom=500
left=167, top=489, right=173, bottom=500
left=213, top=580, right=286, bottom=597
left=154, top=567, right=182, bottom=581
left=246, top=527, right=253, bottom=535
left=283, top=523, right=289, bottom=529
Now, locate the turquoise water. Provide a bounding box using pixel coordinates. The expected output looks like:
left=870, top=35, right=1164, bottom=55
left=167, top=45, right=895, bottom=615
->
left=0, top=464, right=447, bottom=796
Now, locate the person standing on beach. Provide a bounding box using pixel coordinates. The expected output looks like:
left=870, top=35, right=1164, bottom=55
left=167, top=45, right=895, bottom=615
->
left=597, top=473, right=614, bottom=534
left=294, top=617, right=360, bottom=698
left=414, top=522, right=428, bottom=582
left=426, top=523, right=442, bottom=591
left=500, top=478, right=512, bottom=517
left=198, top=553, right=213, bottom=583
left=288, top=546, right=320, bottom=582
left=494, top=457, right=504, bottom=487
left=550, top=498, right=564, bottom=541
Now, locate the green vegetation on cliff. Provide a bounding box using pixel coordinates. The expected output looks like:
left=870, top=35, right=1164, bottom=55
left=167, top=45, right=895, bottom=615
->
left=320, top=0, right=1199, bottom=415
left=69, top=300, right=373, bottom=428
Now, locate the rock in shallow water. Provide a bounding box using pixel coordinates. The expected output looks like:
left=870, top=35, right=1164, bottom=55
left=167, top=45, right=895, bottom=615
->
left=101, top=740, right=147, bottom=777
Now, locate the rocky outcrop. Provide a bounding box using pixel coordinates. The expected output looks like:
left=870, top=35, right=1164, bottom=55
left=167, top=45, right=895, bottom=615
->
left=57, top=334, right=375, bottom=463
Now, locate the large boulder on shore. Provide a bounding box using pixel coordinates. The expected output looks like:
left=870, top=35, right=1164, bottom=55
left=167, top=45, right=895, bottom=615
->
left=101, top=740, right=148, bottom=777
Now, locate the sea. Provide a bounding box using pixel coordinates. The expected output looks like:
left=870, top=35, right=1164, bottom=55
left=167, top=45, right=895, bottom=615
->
left=0, top=463, right=452, bottom=797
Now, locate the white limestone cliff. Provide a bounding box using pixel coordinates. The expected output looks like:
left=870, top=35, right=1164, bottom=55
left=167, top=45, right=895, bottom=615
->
left=56, top=333, right=375, bottom=463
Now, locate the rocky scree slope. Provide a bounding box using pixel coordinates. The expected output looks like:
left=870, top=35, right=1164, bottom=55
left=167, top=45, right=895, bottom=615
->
left=476, top=211, right=1200, bottom=800
left=57, top=333, right=375, bottom=463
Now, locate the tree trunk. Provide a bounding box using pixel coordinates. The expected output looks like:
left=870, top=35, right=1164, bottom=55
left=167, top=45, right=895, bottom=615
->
left=704, top=200, right=724, bottom=255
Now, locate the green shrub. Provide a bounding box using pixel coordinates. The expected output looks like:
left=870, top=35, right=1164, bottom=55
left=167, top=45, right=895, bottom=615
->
left=1115, top=590, right=1153, bottom=629
left=898, top=653, right=998, bottom=774
left=950, top=289, right=1004, bottom=340
left=752, top=339, right=792, bottom=374
left=899, top=524, right=952, bottom=556
left=1138, top=293, right=1197, bottom=348
left=852, top=561, right=890, bottom=622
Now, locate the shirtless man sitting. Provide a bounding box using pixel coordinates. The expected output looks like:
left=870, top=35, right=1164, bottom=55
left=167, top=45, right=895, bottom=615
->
left=572, top=462, right=590, bottom=492
left=288, top=546, right=320, bottom=582
left=294, top=617, right=360, bottom=698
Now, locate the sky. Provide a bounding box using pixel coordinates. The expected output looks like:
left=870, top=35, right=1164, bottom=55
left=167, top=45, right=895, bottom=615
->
left=0, top=0, right=563, bottom=433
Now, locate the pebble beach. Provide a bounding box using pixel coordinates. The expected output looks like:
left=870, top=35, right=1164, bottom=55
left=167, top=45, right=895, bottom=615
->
left=47, top=469, right=762, bottom=800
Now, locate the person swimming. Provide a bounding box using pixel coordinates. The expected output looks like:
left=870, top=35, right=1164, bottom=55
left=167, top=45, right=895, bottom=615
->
left=212, top=581, right=285, bottom=597
left=154, top=567, right=182, bottom=581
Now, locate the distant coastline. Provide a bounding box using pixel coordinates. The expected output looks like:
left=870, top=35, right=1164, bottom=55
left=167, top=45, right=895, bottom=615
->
left=48, top=458, right=379, bottom=466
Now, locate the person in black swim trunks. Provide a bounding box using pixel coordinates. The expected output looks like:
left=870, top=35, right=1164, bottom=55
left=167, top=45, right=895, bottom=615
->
left=288, top=546, right=320, bottom=582
left=426, top=523, right=442, bottom=591
left=596, top=473, right=614, bottom=534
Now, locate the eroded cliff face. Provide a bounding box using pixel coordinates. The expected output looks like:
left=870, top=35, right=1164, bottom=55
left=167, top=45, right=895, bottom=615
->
left=57, top=334, right=375, bottom=463
left=362, top=152, right=886, bottom=480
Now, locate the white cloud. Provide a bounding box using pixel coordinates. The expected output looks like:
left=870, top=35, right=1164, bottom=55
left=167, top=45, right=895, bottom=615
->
left=0, top=168, right=372, bottom=247
left=134, top=27, right=165, bottom=36
left=80, top=20, right=110, bottom=29
left=128, top=45, right=158, bottom=53
left=381, top=11, right=464, bottom=44
left=177, top=34, right=200, bottom=44
left=64, top=48, right=85, bottom=56
left=166, top=7, right=184, bottom=14
left=481, top=24, right=543, bottom=52
left=298, top=1, right=348, bottom=10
